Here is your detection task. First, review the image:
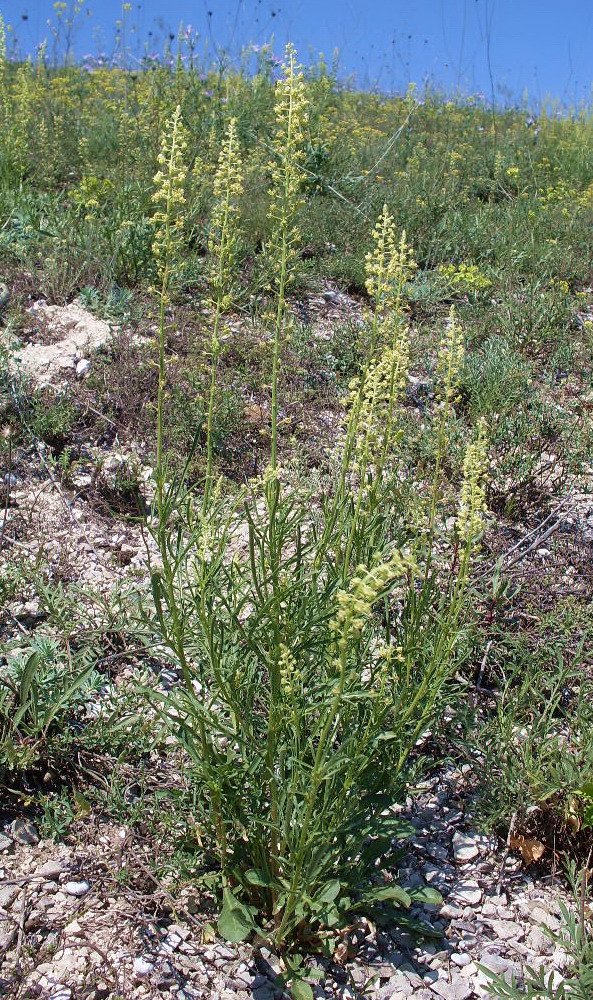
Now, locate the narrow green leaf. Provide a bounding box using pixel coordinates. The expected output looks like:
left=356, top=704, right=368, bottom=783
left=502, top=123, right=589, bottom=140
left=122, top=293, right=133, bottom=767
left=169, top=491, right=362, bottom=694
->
left=19, top=652, right=40, bottom=707
left=363, top=884, right=412, bottom=907
left=41, top=662, right=96, bottom=733
left=410, top=886, right=442, bottom=906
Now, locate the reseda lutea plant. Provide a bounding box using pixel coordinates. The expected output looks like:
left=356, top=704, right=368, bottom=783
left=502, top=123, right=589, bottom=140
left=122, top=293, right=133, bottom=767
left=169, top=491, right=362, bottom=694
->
left=148, top=44, right=489, bottom=976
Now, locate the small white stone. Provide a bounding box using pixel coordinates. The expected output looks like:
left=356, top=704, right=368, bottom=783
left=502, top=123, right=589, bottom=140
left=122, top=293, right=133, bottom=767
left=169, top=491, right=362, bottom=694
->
left=63, top=880, right=90, bottom=897
left=64, top=919, right=84, bottom=936
left=489, top=919, right=525, bottom=941
left=76, top=358, right=91, bottom=376
left=452, top=833, right=480, bottom=863
left=451, top=953, right=471, bottom=967
left=133, top=956, right=154, bottom=977
left=449, top=883, right=482, bottom=906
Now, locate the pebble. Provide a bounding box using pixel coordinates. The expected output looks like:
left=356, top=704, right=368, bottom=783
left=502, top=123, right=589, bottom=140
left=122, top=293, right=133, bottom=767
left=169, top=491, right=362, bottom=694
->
left=452, top=831, right=484, bottom=863
left=0, top=885, right=19, bottom=909
left=430, top=978, right=473, bottom=1000
left=528, top=904, right=561, bottom=931
left=9, top=819, right=39, bottom=845
left=76, top=358, right=91, bottom=376
left=449, top=884, right=483, bottom=906
left=479, top=952, right=521, bottom=978
left=489, top=919, right=525, bottom=941
left=63, top=881, right=90, bottom=897
left=133, top=957, right=154, bottom=977
left=527, top=927, right=552, bottom=953
left=451, top=953, right=471, bottom=967
left=39, top=860, right=68, bottom=881
left=422, top=842, right=450, bottom=862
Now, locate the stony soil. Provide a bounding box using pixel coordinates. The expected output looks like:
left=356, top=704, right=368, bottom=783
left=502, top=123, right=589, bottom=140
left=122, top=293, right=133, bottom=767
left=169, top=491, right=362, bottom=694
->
left=1, top=299, right=592, bottom=999
left=0, top=772, right=582, bottom=1000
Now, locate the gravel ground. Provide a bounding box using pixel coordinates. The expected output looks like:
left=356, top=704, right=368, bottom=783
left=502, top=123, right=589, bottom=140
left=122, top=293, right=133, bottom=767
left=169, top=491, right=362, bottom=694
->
left=0, top=774, right=578, bottom=999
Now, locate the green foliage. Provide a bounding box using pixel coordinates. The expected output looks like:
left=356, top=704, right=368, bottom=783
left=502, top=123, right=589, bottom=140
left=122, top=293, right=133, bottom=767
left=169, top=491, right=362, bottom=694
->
left=458, top=606, right=593, bottom=843
left=149, top=478, right=462, bottom=949
left=1, top=29, right=593, bottom=983
left=461, top=335, right=532, bottom=419
left=0, top=636, right=100, bottom=782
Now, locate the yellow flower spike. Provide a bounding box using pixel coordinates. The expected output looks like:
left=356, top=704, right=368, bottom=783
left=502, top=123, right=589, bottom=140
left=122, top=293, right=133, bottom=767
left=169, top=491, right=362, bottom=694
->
left=278, top=644, right=297, bottom=696
left=364, top=206, right=416, bottom=362
left=331, top=551, right=413, bottom=655
left=204, top=121, right=244, bottom=503
left=208, top=117, right=244, bottom=312
left=457, top=417, right=489, bottom=548
left=152, top=106, right=189, bottom=511
left=436, top=306, right=464, bottom=411
left=152, top=105, right=189, bottom=293
left=264, top=43, right=310, bottom=478
left=266, top=42, right=309, bottom=291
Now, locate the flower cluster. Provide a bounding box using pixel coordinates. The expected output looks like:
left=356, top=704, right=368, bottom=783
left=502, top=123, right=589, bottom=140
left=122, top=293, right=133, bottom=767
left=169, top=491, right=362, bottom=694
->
left=208, top=117, right=244, bottom=313
left=278, top=643, right=297, bottom=696
left=457, top=417, right=489, bottom=545
left=350, top=337, right=410, bottom=475
left=365, top=205, right=417, bottom=314
left=339, top=206, right=416, bottom=485
left=438, top=262, right=491, bottom=296
left=266, top=43, right=309, bottom=287
left=436, top=306, right=464, bottom=410
left=152, top=105, right=188, bottom=291
left=331, top=551, right=410, bottom=653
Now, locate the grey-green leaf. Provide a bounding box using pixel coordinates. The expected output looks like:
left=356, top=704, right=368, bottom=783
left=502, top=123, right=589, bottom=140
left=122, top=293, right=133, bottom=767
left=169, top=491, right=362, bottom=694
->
left=315, top=879, right=341, bottom=904
left=290, top=980, right=314, bottom=1000
left=363, top=884, right=412, bottom=907
left=217, top=888, right=255, bottom=942
left=245, top=869, right=272, bottom=887
left=410, top=886, right=443, bottom=905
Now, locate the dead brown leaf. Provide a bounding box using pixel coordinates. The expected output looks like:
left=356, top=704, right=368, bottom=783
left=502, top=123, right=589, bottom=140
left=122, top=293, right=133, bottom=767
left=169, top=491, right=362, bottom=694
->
left=510, top=833, right=546, bottom=864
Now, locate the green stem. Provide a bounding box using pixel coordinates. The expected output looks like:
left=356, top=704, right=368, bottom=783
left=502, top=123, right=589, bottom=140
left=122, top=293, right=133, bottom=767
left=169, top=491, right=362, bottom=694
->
left=273, top=643, right=348, bottom=943
left=155, top=266, right=169, bottom=515
left=203, top=300, right=222, bottom=511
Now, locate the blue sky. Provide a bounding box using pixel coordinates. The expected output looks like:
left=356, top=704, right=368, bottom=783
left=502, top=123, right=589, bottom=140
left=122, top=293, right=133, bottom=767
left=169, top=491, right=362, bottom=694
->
left=5, top=0, right=593, bottom=103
